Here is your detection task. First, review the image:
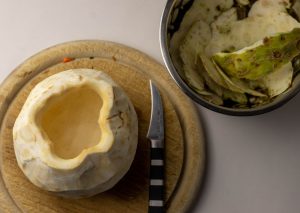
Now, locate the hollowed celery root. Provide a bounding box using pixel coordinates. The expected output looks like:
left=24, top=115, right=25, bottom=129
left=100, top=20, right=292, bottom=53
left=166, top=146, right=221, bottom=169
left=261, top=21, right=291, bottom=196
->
left=13, top=69, right=138, bottom=198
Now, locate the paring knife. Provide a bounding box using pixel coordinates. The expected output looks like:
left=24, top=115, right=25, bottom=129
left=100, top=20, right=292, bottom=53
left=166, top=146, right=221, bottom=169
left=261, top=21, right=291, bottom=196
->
left=147, top=81, right=165, bottom=213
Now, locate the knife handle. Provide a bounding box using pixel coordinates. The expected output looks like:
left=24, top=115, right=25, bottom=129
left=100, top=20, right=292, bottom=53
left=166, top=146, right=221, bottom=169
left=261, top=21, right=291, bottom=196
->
left=148, top=139, right=165, bottom=213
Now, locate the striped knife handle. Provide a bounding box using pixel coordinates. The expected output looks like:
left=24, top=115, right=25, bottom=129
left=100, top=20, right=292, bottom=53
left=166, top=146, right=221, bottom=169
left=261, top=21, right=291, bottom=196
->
left=148, top=139, right=165, bottom=213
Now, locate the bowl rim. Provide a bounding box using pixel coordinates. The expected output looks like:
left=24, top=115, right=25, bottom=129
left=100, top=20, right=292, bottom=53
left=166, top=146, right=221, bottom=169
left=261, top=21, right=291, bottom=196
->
left=159, top=0, right=300, bottom=116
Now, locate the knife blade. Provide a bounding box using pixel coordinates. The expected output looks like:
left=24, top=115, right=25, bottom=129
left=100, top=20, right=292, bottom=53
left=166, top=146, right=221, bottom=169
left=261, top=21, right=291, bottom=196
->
left=147, top=80, right=165, bottom=213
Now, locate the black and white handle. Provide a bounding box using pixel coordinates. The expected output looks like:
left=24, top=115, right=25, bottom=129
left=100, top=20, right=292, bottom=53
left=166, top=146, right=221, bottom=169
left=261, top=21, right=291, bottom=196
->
left=148, top=139, right=165, bottom=213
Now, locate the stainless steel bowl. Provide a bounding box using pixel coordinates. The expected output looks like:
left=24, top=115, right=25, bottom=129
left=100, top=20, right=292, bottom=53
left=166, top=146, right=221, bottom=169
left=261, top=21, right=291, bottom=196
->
left=160, top=0, right=300, bottom=116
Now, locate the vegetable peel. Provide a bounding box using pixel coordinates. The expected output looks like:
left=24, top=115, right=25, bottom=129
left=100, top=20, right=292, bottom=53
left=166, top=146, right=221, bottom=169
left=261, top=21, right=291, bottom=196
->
left=212, top=28, right=300, bottom=80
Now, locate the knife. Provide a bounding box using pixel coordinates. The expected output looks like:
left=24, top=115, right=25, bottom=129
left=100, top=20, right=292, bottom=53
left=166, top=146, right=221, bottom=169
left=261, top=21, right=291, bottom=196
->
left=147, top=80, right=165, bottom=213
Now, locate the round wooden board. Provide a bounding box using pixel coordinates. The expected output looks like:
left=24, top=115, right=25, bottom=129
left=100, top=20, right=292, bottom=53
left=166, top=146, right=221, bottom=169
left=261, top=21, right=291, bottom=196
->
left=0, top=41, right=205, bottom=213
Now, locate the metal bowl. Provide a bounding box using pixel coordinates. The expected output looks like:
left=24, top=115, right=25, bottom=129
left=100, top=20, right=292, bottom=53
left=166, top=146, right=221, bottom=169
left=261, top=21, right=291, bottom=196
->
left=160, top=0, right=300, bottom=116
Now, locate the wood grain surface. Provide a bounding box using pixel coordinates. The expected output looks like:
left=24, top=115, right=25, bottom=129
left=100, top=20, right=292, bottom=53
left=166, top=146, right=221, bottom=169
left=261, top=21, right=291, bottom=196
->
left=0, top=41, right=205, bottom=213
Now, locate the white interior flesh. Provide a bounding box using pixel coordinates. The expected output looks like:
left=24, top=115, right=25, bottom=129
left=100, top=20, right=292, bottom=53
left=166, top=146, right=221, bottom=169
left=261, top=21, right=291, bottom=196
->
left=37, top=86, right=102, bottom=159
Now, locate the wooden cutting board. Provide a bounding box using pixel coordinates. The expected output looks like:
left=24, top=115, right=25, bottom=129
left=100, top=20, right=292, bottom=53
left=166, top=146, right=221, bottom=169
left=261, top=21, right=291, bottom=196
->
left=0, top=41, right=205, bottom=213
